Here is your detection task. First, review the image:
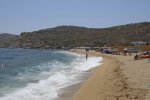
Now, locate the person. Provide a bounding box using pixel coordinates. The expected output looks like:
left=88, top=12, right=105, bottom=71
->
left=86, top=52, right=88, bottom=60
left=134, top=54, right=138, bottom=60
left=123, top=50, right=127, bottom=56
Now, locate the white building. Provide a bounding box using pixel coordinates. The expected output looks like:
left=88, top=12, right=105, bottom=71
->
left=131, top=41, right=147, bottom=46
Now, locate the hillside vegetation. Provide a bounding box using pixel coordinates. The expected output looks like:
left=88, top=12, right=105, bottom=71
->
left=1, top=22, right=150, bottom=48
left=0, top=33, right=18, bottom=48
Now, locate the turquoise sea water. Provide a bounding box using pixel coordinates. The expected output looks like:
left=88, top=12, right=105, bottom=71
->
left=0, top=49, right=102, bottom=100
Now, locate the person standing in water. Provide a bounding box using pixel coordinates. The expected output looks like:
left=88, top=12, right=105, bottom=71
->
left=86, top=52, right=88, bottom=60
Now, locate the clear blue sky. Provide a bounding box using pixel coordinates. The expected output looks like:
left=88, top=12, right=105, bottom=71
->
left=0, top=0, right=150, bottom=34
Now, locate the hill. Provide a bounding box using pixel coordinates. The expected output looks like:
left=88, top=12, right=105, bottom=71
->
left=0, top=33, right=18, bottom=48
left=1, top=22, right=150, bottom=48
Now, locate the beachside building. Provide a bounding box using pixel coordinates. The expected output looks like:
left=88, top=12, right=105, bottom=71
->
left=131, top=41, right=147, bottom=46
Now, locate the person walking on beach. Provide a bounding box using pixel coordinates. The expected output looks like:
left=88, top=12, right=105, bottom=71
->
left=86, top=52, right=88, bottom=60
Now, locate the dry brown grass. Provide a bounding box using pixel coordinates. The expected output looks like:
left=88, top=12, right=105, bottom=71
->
left=113, top=45, right=150, bottom=51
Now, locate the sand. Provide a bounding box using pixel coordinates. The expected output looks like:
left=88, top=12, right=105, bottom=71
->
left=56, top=50, right=150, bottom=100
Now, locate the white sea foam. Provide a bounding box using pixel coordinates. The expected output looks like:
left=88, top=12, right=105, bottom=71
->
left=54, top=50, right=82, bottom=57
left=0, top=52, right=102, bottom=100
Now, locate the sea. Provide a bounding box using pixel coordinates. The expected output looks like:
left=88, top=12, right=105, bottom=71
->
left=0, top=48, right=102, bottom=100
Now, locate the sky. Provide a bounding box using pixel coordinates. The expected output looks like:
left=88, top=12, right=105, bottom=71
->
left=0, top=0, right=150, bottom=35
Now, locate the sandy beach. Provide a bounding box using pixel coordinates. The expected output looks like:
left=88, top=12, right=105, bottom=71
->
left=56, top=50, right=150, bottom=100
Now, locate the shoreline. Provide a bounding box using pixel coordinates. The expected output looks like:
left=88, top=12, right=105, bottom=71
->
left=54, top=50, right=103, bottom=100
left=73, top=51, right=125, bottom=100
left=55, top=50, right=150, bottom=100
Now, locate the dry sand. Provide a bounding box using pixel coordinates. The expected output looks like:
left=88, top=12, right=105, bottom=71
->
left=73, top=50, right=150, bottom=100
left=56, top=50, right=150, bottom=100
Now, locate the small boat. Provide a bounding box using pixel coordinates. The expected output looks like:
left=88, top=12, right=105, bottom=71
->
left=141, top=55, right=150, bottom=58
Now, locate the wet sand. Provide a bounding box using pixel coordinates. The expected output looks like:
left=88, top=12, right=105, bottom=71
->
left=56, top=50, right=150, bottom=100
